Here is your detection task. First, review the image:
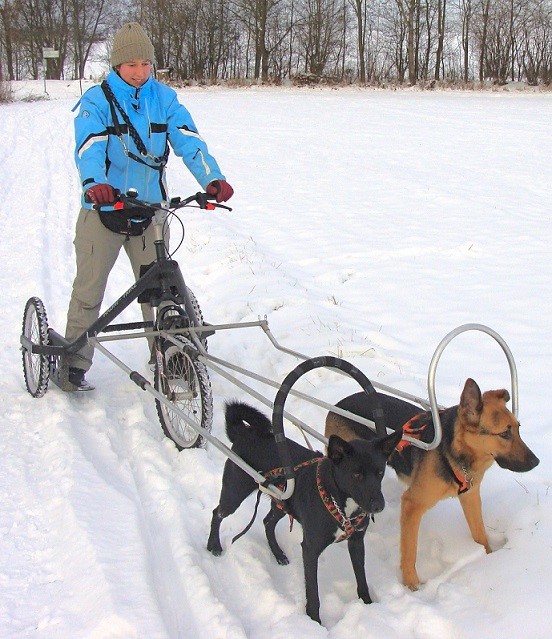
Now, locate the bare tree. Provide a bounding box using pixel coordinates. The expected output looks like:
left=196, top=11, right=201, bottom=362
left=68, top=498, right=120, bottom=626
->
left=69, top=0, right=112, bottom=78
left=435, top=0, right=446, bottom=79
left=476, top=0, right=490, bottom=80
left=229, top=0, right=283, bottom=81
left=477, top=0, right=521, bottom=83
left=394, top=0, right=419, bottom=83
left=517, top=0, right=551, bottom=83
left=0, top=0, right=17, bottom=79
left=459, top=0, right=473, bottom=81
left=297, top=0, right=345, bottom=76
left=385, top=0, right=408, bottom=81
left=349, top=0, right=368, bottom=81
left=1, top=0, right=551, bottom=84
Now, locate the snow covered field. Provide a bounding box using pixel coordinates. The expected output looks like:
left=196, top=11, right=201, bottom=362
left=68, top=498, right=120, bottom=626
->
left=1, top=80, right=551, bottom=638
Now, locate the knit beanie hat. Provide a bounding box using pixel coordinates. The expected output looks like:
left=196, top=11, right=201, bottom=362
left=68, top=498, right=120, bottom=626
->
left=111, top=22, right=155, bottom=67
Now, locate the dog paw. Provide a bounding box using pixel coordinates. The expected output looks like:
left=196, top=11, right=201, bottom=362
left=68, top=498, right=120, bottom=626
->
left=306, top=608, right=321, bottom=624
left=207, top=542, right=223, bottom=556
left=275, top=553, right=290, bottom=565
left=402, top=572, right=422, bottom=591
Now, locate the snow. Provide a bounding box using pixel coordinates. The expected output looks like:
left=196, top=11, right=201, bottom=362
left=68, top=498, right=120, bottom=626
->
left=2, top=79, right=551, bottom=638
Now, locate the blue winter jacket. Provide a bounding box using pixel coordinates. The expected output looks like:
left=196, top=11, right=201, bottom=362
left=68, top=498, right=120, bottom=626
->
left=74, top=69, right=226, bottom=209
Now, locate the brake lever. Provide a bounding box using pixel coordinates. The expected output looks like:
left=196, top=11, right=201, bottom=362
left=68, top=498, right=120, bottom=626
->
left=195, top=192, right=232, bottom=212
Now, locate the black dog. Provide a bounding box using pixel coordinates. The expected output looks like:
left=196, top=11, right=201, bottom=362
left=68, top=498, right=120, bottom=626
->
left=207, top=401, right=402, bottom=623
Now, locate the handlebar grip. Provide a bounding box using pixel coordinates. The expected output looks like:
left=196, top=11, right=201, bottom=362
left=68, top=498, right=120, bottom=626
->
left=85, top=187, right=121, bottom=209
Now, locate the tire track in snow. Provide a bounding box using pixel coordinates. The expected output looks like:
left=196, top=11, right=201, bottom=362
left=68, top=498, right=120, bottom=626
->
left=0, top=389, right=167, bottom=637
left=62, top=372, right=251, bottom=638
left=3, top=101, right=79, bottom=336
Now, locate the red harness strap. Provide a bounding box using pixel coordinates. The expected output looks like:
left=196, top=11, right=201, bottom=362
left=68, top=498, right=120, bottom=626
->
left=263, top=457, right=369, bottom=539
left=449, top=463, right=472, bottom=494
left=315, top=459, right=369, bottom=543
left=395, top=413, right=472, bottom=494
left=263, top=457, right=322, bottom=487
left=263, top=457, right=322, bottom=530
left=395, top=413, right=431, bottom=453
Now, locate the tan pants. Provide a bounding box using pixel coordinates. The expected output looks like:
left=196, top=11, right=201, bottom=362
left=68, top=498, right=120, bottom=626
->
left=65, top=207, right=165, bottom=370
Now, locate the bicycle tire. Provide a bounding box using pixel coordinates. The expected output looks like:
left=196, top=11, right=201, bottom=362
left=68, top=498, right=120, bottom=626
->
left=22, top=297, right=50, bottom=398
left=185, top=286, right=208, bottom=350
left=158, top=286, right=208, bottom=349
left=154, top=337, right=213, bottom=449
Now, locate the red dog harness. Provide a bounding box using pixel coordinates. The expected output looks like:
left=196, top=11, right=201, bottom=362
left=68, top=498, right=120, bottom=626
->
left=263, top=457, right=369, bottom=541
left=315, top=458, right=369, bottom=542
left=396, top=413, right=472, bottom=494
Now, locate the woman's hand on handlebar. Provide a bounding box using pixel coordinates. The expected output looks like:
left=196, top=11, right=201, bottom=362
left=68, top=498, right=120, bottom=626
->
left=85, top=183, right=119, bottom=205
left=206, top=179, right=234, bottom=203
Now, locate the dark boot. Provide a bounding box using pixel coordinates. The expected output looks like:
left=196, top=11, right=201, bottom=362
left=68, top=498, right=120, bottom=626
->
left=67, top=367, right=95, bottom=391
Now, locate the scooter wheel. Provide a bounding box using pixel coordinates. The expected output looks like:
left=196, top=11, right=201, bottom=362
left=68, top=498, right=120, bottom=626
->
left=21, top=297, right=50, bottom=397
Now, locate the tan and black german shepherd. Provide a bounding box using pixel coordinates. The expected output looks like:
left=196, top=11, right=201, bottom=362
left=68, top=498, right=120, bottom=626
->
left=325, top=378, right=540, bottom=590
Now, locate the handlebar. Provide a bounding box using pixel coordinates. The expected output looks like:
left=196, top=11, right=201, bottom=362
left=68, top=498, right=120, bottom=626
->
left=92, top=190, right=232, bottom=217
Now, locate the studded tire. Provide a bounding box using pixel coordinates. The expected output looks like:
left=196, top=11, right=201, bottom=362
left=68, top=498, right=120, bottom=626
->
left=185, top=286, right=208, bottom=351
left=154, top=337, right=213, bottom=449
left=22, top=297, right=50, bottom=398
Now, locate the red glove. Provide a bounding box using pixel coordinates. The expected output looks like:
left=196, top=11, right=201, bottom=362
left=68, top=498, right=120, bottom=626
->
left=86, top=183, right=117, bottom=205
left=206, top=180, right=234, bottom=203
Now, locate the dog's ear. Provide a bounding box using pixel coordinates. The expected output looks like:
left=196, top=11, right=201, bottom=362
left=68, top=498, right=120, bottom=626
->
left=378, top=428, right=403, bottom=458
left=327, top=435, right=353, bottom=464
left=494, top=388, right=510, bottom=403
left=459, top=378, right=483, bottom=429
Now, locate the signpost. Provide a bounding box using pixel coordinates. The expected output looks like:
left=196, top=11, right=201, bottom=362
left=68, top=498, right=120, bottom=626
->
left=42, top=47, right=60, bottom=94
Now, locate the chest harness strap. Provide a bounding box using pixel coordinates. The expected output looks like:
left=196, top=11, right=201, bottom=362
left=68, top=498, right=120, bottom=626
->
left=101, top=80, right=168, bottom=172
left=231, top=457, right=322, bottom=545
left=230, top=457, right=372, bottom=546
left=316, top=458, right=370, bottom=543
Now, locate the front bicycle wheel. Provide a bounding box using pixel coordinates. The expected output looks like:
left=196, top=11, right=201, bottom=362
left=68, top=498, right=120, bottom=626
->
left=21, top=297, right=50, bottom=397
left=154, top=337, right=213, bottom=449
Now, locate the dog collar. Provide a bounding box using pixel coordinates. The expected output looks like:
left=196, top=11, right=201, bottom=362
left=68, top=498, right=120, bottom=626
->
left=316, top=459, right=369, bottom=543
left=448, top=458, right=473, bottom=494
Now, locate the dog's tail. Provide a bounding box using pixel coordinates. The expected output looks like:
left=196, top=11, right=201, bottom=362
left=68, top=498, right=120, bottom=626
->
left=225, top=401, right=273, bottom=443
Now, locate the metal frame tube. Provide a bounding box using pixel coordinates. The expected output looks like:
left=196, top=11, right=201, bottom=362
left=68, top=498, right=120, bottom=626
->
left=91, top=321, right=518, bottom=462
left=90, top=338, right=293, bottom=500
left=423, top=323, right=519, bottom=451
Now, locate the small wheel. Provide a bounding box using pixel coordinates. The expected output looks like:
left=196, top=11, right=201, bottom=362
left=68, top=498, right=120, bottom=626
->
left=154, top=337, right=213, bottom=449
left=22, top=297, right=50, bottom=397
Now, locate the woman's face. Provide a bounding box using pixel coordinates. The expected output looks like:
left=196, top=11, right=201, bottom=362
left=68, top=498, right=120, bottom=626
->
left=117, top=60, right=152, bottom=88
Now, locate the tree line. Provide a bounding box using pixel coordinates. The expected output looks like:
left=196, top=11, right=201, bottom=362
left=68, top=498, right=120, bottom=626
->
left=1, top=0, right=551, bottom=86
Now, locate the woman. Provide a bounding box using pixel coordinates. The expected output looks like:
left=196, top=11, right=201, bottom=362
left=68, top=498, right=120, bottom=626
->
left=63, top=22, right=233, bottom=390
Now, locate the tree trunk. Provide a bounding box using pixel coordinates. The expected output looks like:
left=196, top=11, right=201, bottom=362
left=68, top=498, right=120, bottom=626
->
left=435, top=0, right=446, bottom=81
left=407, top=0, right=417, bottom=84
